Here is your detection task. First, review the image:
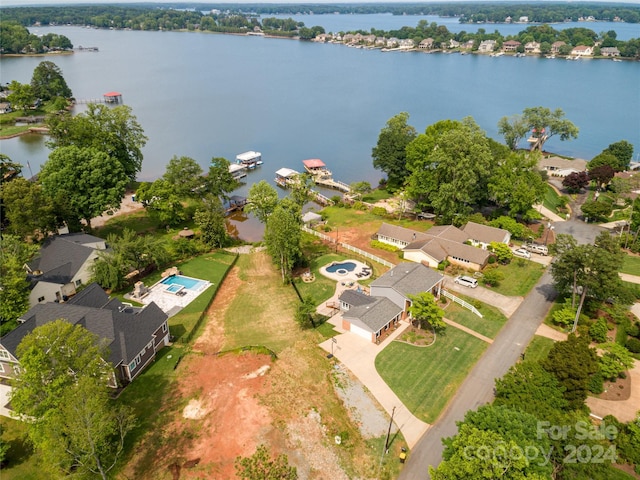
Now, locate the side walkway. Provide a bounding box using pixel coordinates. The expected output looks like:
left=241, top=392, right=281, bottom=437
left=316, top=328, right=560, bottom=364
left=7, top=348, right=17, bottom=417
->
left=442, top=318, right=493, bottom=344
left=318, top=323, right=430, bottom=449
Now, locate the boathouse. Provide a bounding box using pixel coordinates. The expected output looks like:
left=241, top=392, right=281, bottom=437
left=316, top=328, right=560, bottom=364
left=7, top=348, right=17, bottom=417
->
left=302, top=159, right=331, bottom=179
left=103, top=92, right=123, bottom=104
left=275, top=168, right=299, bottom=187
left=236, top=151, right=262, bottom=168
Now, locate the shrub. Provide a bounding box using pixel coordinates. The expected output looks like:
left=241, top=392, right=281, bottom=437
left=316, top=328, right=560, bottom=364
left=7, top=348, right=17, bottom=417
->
left=589, top=318, right=609, bottom=343
left=626, top=337, right=640, bottom=353
left=487, top=255, right=496, bottom=264
left=552, top=305, right=575, bottom=327
left=370, top=240, right=399, bottom=252
left=352, top=201, right=366, bottom=211
left=482, top=268, right=503, bottom=287
left=588, top=370, right=604, bottom=394
left=371, top=206, right=387, bottom=217
left=626, top=323, right=640, bottom=338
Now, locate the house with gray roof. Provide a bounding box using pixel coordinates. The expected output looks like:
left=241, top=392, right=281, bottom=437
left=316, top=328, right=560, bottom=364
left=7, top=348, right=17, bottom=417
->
left=0, top=283, right=169, bottom=388
left=338, top=263, right=443, bottom=342
left=25, top=233, right=108, bottom=307
left=375, top=223, right=499, bottom=271
left=462, top=221, right=511, bottom=248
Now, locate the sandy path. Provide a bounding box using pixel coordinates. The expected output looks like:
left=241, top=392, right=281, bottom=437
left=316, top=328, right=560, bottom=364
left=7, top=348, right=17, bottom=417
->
left=90, top=191, right=145, bottom=228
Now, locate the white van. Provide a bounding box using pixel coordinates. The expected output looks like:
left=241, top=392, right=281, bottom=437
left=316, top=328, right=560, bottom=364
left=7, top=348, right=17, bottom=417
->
left=454, top=275, right=478, bottom=288
left=525, top=243, right=548, bottom=256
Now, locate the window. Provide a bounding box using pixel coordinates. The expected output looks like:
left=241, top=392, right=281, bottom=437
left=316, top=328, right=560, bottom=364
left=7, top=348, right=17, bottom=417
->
left=162, top=323, right=168, bottom=333
left=129, top=361, right=136, bottom=371
left=147, top=341, right=154, bottom=350
left=135, top=355, right=141, bottom=365
left=0, top=350, right=9, bottom=360
left=0, top=364, right=4, bottom=373
left=75, top=279, right=82, bottom=287
left=38, top=296, right=45, bottom=303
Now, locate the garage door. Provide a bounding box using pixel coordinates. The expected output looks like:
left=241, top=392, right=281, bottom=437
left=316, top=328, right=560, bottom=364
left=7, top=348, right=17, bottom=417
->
left=349, top=323, right=372, bottom=342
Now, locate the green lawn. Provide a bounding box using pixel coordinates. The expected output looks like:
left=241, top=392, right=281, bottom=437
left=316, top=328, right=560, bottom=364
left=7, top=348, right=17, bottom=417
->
left=542, top=184, right=563, bottom=214
left=524, top=335, right=555, bottom=362
left=293, top=253, right=347, bottom=306
left=0, top=416, right=40, bottom=480
left=445, top=301, right=508, bottom=339
left=362, top=188, right=394, bottom=203
left=320, top=205, right=434, bottom=233
left=376, top=328, right=488, bottom=423
left=621, top=254, right=640, bottom=276
left=488, top=260, right=547, bottom=297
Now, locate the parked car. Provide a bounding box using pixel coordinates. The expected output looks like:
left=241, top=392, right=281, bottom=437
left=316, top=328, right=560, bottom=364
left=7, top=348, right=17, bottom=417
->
left=513, top=248, right=531, bottom=259
left=524, top=243, right=549, bottom=255
left=454, top=275, right=478, bottom=288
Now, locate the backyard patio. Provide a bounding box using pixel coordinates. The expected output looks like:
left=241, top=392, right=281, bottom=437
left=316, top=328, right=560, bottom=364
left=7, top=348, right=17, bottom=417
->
left=319, top=259, right=372, bottom=282
left=126, top=275, right=212, bottom=317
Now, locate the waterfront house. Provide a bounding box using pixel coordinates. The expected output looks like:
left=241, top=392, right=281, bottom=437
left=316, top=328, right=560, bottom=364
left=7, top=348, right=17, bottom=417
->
left=571, top=45, right=593, bottom=57
left=26, top=232, right=108, bottom=307
left=601, top=47, right=620, bottom=57
left=502, top=40, right=521, bottom=52
left=448, top=39, right=460, bottom=49
left=339, top=263, right=444, bottom=342
left=375, top=37, right=387, bottom=47
left=518, top=16, right=529, bottom=23
left=525, top=41, right=541, bottom=54
left=551, top=41, right=566, bottom=54
left=461, top=40, right=475, bottom=50
left=386, top=37, right=399, bottom=48
left=419, top=38, right=435, bottom=50
left=362, top=34, right=376, bottom=45
left=538, top=156, right=588, bottom=177
left=478, top=40, right=497, bottom=53
left=399, top=39, right=415, bottom=49
left=374, top=223, right=495, bottom=271
left=0, top=283, right=169, bottom=388
left=0, top=102, right=12, bottom=114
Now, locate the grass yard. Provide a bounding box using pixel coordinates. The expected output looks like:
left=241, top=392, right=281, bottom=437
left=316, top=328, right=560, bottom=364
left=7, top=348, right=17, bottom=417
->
left=163, top=252, right=237, bottom=341
left=376, top=328, right=488, bottom=423
left=524, top=335, right=555, bottom=362
left=222, top=253, right=300, bottom=353
left=320, top=205, right=434, bottom=233
left=542, top=184, right=564, bottom=214
left=488, top=260, right=546, bottom=297
left=0, top=417, right=40, bottom=480
left=294, top=253, right=347, bottom=305
left=361, top=188, right=394, bottom=203
left=621, top=254, right=640, bottom=276
left=444, top=301, right=508, bottom=339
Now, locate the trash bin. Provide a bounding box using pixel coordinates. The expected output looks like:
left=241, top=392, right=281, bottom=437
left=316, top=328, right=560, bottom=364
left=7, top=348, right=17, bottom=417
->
left=399, top=447, right=407, bottom=464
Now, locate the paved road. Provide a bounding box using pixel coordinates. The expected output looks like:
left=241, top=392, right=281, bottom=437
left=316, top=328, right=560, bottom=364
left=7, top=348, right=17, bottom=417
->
left=398, top=271, right=557, bottom=479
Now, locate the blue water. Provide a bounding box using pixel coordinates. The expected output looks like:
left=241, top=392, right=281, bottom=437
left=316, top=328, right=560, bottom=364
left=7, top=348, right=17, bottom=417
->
left=165, top=284, right=183, bottom=293
left=161, top=275, right=205, bottom=291
left=326, top=262, right=357, bottom=273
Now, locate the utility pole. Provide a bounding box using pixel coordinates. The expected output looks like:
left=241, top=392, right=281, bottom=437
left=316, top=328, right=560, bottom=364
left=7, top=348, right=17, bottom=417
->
left=384, top=406, right=396, bottom=453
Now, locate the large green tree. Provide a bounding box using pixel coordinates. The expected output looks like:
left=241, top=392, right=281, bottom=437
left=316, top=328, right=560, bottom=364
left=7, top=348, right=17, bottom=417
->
left=408, top=292, right=445, bottom=331
left=603, top=140, right=634, bottom=171
left=371, top=112, right=417, bottom=191
left=194, top=195, right=229, bottom=248
left=497, top=114, right=530, bottom=151
left=542, top=334, right=599, bottom=409
left=162, top=155, right=204, bottom=197
left=494, top=361, right=568, bottom=420
left=488, top=152, right=546, bottom=217
left=11, top=320, right=113, bottom=419
left=405, top=118, right=494, bottom=222
left=46, top=103, right=147, bottom=181
left=11, top=322, right=134, bottom=480
left=264, top=198, right=302, bottom=282
left=0, top=177, right=57, bottom=239
left=245, top=180, right=279, bottom=223
left=520, top=106, right=579, bottom=152
left=30, top=61, right=72, bottom=101
left=136, top=179, right=185, bottom=227
left=39, top=376, right=136, bottom=480
left=0, top=235, right=38, bottom=335
left=39, top=146, right=129, bottom=229
left=205, top=157, right=239, bottom=201
left=6, top=80, right=35, bottom=113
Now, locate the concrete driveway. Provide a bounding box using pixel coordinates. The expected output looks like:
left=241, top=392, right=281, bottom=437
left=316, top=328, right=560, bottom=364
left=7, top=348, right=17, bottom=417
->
left=444, top=277, right=523, bottom=318
left=319, top=319, right=430, bottom=449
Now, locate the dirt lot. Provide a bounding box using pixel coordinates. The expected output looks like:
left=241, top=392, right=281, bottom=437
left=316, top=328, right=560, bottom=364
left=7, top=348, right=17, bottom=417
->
left=127, top=253, right=372, bottom=479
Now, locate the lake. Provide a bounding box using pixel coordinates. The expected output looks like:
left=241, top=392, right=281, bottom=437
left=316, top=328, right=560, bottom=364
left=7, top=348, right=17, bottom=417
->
left=0, top=24, right=639, bottom=239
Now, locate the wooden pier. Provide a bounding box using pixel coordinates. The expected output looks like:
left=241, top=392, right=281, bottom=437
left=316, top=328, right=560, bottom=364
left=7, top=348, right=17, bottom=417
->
left=302, top=159, right=350, bottom=193
left=274, top=167, right=334, bottom=206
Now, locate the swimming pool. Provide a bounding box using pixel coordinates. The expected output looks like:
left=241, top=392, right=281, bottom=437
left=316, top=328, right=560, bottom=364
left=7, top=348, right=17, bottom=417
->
left=161, top=275, right=206, bottom=291
left=165, top=284, right=184, bottom=294
left=325, top=262, right=357, bottom=273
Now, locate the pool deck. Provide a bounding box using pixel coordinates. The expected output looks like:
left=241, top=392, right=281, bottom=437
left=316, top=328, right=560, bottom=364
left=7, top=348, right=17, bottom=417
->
left=136, top=278, right=211, bottom=318
left=319, top=259, right=372, bottom=282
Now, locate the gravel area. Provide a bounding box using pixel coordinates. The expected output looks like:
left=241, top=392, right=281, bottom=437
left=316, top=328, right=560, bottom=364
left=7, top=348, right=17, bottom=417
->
left=333, top=364, right=398, bottom=439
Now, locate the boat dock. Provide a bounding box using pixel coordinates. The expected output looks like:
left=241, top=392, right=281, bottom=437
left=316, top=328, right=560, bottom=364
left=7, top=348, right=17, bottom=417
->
left=236, top=151, right=263, bottom=169
left=224, top=195, right=247, bottom=216
left=302, top=159, right=351, bottom=193
left=274, top=167, right=334, bottom=206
